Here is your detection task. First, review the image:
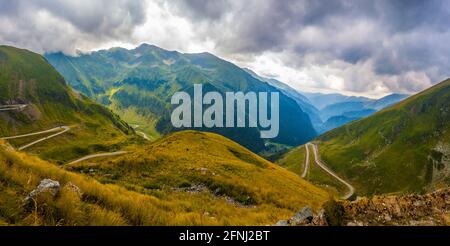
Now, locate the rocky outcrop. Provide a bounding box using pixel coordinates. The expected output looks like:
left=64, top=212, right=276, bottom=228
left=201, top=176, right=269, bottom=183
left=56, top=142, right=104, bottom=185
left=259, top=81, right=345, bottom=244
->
left=275, top=206, right=328, bottom=226
left=24, top=179, right=60, bottom=203
left=339, top=188, right=450, bottom=226
left=311, top=209, right=328, bottom=226
left=24, top=179, right=83, bottom=203
left=290, top=206, right=313, bottom=224
left=275, top=188, right=450, bottom=226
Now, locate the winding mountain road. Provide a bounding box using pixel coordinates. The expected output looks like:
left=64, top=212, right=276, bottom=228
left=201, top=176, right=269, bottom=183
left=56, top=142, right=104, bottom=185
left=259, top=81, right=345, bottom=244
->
left=131, top=124, right=152, bottom=141
left=67, top=151, right=128, bottom=165
left=301, top=144, right=310, bottom=178
left=1, top=126, right=70, bottom=151
left=310, top=143, right=355, bottom=200
left=136, top=131, right=150, bottom=141
left=0, top=104, right=27, bottom=111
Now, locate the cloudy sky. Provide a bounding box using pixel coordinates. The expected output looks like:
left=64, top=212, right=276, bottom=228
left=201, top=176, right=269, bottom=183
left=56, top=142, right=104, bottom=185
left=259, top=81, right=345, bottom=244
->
left=1, top=0, right=449, bottom=97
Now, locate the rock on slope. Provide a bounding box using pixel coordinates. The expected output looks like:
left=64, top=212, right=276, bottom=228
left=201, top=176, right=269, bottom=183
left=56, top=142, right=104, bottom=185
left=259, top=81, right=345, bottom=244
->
left=281, top=188, right=449, bottom=226
left=338, top=188, right=450, bottom=226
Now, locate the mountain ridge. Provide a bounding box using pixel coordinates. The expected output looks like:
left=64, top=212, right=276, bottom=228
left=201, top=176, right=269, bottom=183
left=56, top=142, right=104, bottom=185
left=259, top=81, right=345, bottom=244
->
left=45, top=43, right=317, bottom=152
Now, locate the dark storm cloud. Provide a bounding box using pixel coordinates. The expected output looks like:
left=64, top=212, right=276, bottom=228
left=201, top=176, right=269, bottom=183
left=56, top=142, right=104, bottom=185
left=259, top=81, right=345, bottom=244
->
left=170, top=0, right=450, bottom=93
left=172, top=0, right=232, bottom=20
left=0, top=0, right=449, bottom=94
left=0, top=0, right=146, bottom=54
left=174, top=0, right=447, bottom=62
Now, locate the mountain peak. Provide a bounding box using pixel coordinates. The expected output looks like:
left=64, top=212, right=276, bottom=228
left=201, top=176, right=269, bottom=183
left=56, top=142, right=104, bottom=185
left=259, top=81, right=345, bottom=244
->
left=135, top=43, right=167, bottom=52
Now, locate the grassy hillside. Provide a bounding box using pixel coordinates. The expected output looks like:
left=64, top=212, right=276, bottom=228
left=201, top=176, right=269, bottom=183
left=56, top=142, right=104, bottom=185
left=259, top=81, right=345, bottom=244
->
left=66, top=131, right=330, bottom=223
left=317, top=79, right=450, bottom=195
left=0, top=46, right=136, bottom=163
left=0, top=130, right=329, bottom=225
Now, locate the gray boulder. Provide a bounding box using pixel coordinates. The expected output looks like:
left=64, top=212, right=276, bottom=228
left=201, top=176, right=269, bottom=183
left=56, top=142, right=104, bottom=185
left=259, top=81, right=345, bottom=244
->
left=24, top=179, right=60, bottom=203
left=290, top=206, right=313, bottom=225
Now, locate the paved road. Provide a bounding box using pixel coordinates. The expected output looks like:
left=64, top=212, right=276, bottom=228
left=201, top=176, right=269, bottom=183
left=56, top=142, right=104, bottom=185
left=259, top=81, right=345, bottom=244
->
left=310, top=143, right=355, bottom=200
left=1, top=126, right=68, bottom=140
left=0, top=104, right=27, bottom=111
left=67, top=151, right=128, bottom=165
left=1, top=126, right=70, bottom=150
left=17, top=126, right=70, bottom=151
left=136, top=131, right=151, bottom=141
left=301, top=144, right=310, bottom=178
left=131, top=124, right=152, bottom=141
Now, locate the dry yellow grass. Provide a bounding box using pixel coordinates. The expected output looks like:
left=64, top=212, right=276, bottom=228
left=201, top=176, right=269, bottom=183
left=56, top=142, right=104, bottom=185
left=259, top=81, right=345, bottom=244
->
left=0, top=131, right=330, bottom=225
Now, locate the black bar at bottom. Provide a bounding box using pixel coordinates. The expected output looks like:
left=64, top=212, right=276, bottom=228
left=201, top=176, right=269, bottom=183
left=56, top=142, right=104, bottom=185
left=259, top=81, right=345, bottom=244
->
left=0, top=226, right=448, bottom=245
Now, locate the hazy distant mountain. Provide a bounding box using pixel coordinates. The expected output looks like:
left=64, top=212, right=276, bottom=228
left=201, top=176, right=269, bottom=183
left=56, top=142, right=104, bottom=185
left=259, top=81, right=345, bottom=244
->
left=320, top=101, right=367, bottom=122
left=320, top=109, right=377, bottom=133
left=365, top=93, right=410, bottom=110
left=303, top=92, right=372, bottom=110
left=243, top=68, right=323, bottom=130
left=46, top=44, right=317, bottom=151
left=321, top=115, right=358, bottom=133
left=239, top=71, right=408, bottom=134
left=242, top=69, right=312, bottom=104
left=301, top=91, right=408, bottom=133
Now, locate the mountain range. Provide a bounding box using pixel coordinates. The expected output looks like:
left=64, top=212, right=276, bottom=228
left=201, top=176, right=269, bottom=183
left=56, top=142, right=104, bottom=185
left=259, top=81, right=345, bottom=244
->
left=45, top=44, right=317, bottom=152
left=244, top=69, right=408, bottom=133
left=45, top=44, right=408, bottom=153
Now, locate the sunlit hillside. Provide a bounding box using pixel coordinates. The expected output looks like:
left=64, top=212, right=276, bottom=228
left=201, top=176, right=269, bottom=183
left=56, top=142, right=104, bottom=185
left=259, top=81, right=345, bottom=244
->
left=0, top=130, right=329, bottom=225
left=65, top=131, right=330, bottom=225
